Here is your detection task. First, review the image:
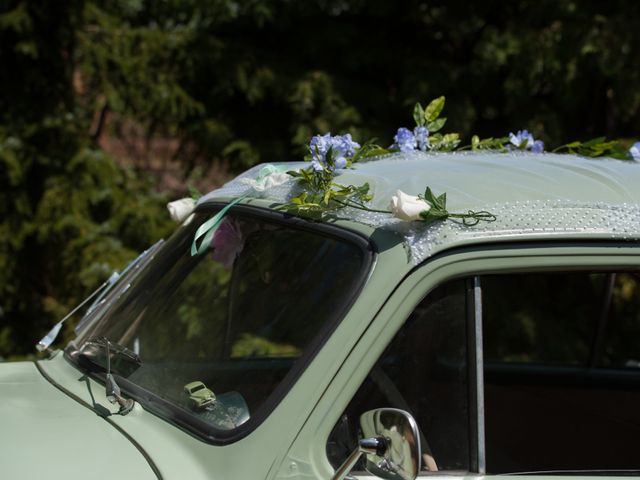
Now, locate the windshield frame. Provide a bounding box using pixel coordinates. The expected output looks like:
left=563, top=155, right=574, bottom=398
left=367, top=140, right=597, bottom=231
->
left=65, top=202, right=376, bottom=444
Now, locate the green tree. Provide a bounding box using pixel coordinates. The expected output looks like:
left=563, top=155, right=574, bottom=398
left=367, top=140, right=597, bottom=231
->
left=0, top=1, right=172, bottom=358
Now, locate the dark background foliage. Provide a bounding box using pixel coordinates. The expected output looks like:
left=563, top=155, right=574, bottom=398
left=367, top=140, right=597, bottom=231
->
left=1, top=0, right=639, bottom=358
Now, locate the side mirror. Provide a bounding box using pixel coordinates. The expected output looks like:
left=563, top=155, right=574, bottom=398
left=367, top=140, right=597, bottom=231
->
left=332, top=408, right=421, bottom=480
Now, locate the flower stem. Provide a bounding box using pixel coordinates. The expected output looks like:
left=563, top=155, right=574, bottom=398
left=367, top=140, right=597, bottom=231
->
left=333, top=198, right=392, bottom=214
left=448, top=210, right=497, bottom=226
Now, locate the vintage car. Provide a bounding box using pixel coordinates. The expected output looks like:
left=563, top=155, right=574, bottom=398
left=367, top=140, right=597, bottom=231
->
left=183, top=381, right=217, bottom=410
left=2, top=151, right=640, bottom=480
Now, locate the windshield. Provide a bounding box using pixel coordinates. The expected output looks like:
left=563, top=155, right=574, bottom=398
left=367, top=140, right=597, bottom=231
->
left=70, top=206, right=371, bottom=439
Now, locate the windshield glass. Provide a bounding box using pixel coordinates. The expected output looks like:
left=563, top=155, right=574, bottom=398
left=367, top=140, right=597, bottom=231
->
left=71, top=206, right=371, bottom=438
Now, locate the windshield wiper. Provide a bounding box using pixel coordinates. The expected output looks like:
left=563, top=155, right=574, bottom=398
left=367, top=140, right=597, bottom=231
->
left=78, top=336, right=142, bottom=377
left=78, top=336, right=138, bottom=415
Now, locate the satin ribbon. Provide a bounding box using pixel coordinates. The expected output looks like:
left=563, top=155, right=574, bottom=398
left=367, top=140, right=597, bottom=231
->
left=190, top=196, right=245, bottom=256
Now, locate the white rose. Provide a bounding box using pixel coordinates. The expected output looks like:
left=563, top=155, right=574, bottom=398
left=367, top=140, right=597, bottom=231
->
left=388, top=190, right=430, bottom=221
left=167, top=197, right=196, bottom=222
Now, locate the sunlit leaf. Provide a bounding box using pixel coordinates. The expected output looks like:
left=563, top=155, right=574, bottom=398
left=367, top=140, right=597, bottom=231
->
left=425, top=96, right=445, bottom=122
left=413, top=103, right=425, bottom=127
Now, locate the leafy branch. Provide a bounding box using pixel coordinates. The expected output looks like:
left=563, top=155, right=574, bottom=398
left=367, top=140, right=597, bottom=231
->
left=281, top=94, right=638, bottom=222
left=283, top=149, right=374, bottom=217
left=412, top=97, right=460, bottom=151
left=552, top=137, right=630, bottom=159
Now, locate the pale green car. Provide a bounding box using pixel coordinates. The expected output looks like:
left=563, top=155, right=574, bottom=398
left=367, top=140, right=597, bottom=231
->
left=2, top=152, right=640, bottom=480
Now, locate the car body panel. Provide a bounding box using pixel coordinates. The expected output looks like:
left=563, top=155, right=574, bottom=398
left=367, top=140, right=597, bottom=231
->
left=0, top=361, right=156, bottom=480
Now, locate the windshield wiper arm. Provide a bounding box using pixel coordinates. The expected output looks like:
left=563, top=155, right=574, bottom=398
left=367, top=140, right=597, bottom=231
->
left=83, top=336, right=142, bottom=366
left=78, top=336, right=137, bottom=415
left=77, top=336, right=142, bottom=379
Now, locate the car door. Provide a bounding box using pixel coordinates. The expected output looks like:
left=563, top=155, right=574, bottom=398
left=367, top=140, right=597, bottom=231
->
left=274, top=243, right=640, bottom=480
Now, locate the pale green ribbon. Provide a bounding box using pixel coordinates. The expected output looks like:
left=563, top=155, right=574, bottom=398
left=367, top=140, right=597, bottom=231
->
left=191, top=196, right=245, bottom=256
left=190, top=165, right=290, bottom=257
left=254, top=164, right=290, bottom=186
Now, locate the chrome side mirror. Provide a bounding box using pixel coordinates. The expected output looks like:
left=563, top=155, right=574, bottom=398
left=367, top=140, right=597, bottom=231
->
left=332, top=408, right=421, bottom=480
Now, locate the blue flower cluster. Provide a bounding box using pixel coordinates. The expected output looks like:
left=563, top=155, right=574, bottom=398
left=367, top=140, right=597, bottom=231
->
left=629, top=142, right=640, bottom=162
left=393, top=126, right=430, bottom=153
left=309, top=133, right=360, bottom=171
left=509, top=130, right=544, bottom=153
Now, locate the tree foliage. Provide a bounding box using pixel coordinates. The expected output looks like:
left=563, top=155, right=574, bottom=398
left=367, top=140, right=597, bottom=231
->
left=1, top=0, right=640, bottom=358
left=0, top=0, right=173, bottom=358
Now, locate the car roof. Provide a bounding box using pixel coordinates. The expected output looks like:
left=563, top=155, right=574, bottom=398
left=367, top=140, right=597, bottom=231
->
left=336, top=151, right=640, bottom=209
left=200, top=151, right=640, bottom=264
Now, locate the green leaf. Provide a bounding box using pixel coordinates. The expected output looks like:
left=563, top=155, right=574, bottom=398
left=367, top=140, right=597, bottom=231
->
left=290, top=192, right=307, bottom=205
left=440, top=133, right=460, bottom=150
left=413, top=103, right=425, bottom=127
left=425, top=96, right=445, bottom=122
left=419, top=209, right=449, bottom=223
left=360, top=147, right=390, bottom=158
left=423, top=187, right=437, bottom=207
left=427, top=117, right=446, bottom=133
left=582, top=136, right=606, bottom=148
left=557, top=141, right=582, bottom=152
left=471, top=135, right=480, bottom=149
left=353, top=139, right=390, bottom=161
left=356, top=182, right=371, bottom=196
left=188, top=185, right=202, bottom=200
left=325, top=145, right=334, bottom=166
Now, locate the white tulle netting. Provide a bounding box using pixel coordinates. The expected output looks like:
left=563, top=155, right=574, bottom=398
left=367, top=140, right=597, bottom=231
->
left=199, top=152, right=640, bottom=264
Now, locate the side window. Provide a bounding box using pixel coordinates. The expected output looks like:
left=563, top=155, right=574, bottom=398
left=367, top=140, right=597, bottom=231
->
left=598, top=272, right=640, bottom=368
left=482, top=271, right=640, bottom=474
left=326, top=279, right=471, bottom=473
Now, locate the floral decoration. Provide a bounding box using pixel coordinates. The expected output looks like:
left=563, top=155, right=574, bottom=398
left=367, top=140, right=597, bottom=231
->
left=279, top=95, right=640, bottom=224
left=283, top=96, right=493, bottom=223
left=388, top=190, right=428, bottom=221
left=174, top=95, right=640, bottom=247
left=211, top=217, right=246, bottom=269
left=309, top=133, right=360, bottom=171
left=393, top=127, right=418, bottom=153
left=389, top=188, right=495, bottom=226
left=167, top=197, right=196, bottom=222
left=508, top=130, right=544, bottom=153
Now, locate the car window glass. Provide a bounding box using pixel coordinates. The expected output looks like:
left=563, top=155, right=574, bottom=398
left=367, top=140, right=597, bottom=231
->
left=482, top=272, right=602, bottom=366
left=598, top=272, right=640, bottom=368
left=75, top=211, right=369, bottom=437
left=482, top=271, right=640, bottom=474
left=326, top=279, right=470, bottom=473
